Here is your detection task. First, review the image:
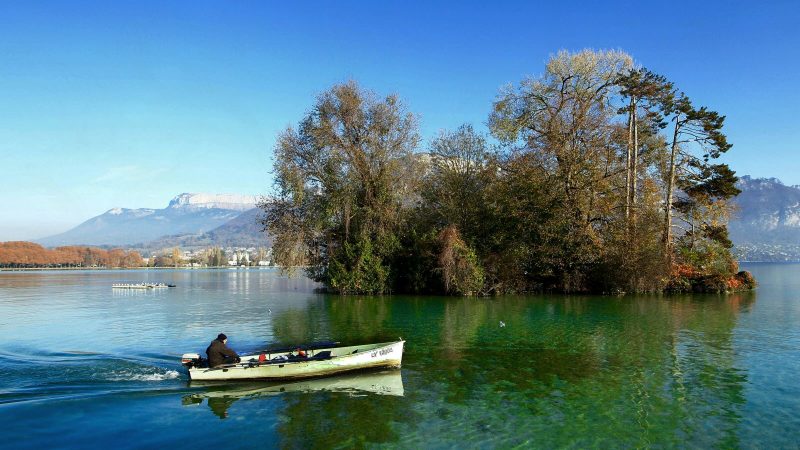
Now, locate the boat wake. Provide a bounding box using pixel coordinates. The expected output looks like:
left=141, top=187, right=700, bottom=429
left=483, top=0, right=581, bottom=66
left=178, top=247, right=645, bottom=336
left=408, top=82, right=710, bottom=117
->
left=101, top=368, right=180, bottom=382
left=0, top=349, right=186, bottom=406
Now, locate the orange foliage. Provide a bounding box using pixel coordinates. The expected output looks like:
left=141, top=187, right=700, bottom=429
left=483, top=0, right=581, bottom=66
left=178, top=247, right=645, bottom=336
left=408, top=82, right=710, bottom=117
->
left=729, top=270, right=756, bottom=290
left=726, top=276, right=744, bottom=290
left=672, top=263, right=700, bottom=279
left=0, top=241, right=143, bottom=268
left=670, top=261, right=755, bottom=292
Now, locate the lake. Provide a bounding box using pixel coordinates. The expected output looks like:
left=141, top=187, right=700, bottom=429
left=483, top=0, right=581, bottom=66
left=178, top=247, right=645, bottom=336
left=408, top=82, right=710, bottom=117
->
left=0, top=264, right=798, bottom=448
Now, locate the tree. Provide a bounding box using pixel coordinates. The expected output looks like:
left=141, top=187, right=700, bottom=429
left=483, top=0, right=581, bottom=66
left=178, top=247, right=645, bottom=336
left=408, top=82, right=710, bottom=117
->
left=171, top=247, right=183, bottom=268
left=615, top=68, right=673, bottom=228
left=261, top=81, right=420, bottom=294
left=399, top=124, right=494, bottom=295
left=153, top=255, right=174, bottom=267
left=489, top=50, right=633, bottom=291
left=659, top=93, right=734, bottom=267
left=253, top=247, right=270, bottom=265
left=205, top=247, right=226, bottom=267
left=420, top=124, right=493, bottom=244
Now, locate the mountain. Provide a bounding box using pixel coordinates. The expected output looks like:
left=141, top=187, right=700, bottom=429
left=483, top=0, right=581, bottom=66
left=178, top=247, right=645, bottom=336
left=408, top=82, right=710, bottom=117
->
left=730, top=176, right=800, bottom=261
left=138, top=207, right=270, bottom=250
left=203, top=207, right=269, bottom=246
left=37, top=193, right=258, bottom=247
left=165, top=193, right=257, bottom=211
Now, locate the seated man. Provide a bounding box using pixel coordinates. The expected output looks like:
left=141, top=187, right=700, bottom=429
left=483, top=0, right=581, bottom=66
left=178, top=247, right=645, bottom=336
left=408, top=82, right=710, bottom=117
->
left=206, top=333, right=240, bottom=368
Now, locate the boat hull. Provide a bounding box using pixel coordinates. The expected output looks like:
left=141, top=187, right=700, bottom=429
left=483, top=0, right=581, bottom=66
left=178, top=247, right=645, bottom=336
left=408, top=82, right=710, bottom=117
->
left=187, top=341, right=404, bottom=381
left=112, top=283, right=170, bottom=289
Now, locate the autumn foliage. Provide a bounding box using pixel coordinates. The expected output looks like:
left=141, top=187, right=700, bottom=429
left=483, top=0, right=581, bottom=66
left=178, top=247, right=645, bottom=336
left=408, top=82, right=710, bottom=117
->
left=0, top=241, right=143, bottom=268
left=667, top=262, right=756, bottom=293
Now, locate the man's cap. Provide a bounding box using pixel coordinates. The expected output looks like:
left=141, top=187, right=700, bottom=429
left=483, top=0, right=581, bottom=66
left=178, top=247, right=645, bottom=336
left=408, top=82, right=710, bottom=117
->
left=217, top=333, right=227, bottom=341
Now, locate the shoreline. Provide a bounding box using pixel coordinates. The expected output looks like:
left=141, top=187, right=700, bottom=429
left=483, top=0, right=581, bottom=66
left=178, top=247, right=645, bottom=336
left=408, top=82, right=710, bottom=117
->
left=0, top=266, right=277, bottom=272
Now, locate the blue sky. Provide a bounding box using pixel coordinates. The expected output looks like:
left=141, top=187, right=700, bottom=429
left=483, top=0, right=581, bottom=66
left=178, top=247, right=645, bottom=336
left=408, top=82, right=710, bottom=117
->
left=1, top=1, right=798, bottom=240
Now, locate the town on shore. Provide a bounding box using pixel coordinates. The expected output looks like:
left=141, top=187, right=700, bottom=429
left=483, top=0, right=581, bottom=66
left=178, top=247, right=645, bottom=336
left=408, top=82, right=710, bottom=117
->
left=0, top=241, right=273, bottom=269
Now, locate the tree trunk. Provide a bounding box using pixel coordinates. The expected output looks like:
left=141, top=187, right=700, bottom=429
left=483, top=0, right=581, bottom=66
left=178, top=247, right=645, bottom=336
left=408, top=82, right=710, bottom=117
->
left=631, top=96, right=639, bottom=225
left=343, top=202, right=351, bottom=241
left=664, top=118, right=681, bottom=268
left=625, top=101, right=633, bottom=222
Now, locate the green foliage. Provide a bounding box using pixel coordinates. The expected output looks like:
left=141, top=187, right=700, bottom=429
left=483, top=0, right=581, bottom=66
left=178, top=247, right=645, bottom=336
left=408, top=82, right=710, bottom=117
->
left=666, top=238, right=753, bottom=293
left=262, top=81, right=419, bottom=293
left=392, top=227, right=442, bottom=294
left=263, top=51, right=751, bottom=295
left=421, top=125, right=492, bottom=243
left=327, top=237, right=390, bottom=295
left=676, top=239, right=736, bottom=278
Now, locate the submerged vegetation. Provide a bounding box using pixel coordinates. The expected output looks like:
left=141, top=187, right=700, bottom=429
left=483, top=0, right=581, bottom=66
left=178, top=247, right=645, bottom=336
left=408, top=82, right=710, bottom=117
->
left=261, top=49, right=755, bottom=295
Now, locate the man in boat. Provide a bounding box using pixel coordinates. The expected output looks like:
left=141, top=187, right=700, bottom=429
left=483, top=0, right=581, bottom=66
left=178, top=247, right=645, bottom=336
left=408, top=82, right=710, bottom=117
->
left=206, top=333, right=240, bottom=368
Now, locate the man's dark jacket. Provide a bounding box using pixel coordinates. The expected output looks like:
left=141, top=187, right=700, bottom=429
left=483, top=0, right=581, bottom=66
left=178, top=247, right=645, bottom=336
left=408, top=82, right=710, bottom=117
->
left=206, top=339, right=239, bottom=367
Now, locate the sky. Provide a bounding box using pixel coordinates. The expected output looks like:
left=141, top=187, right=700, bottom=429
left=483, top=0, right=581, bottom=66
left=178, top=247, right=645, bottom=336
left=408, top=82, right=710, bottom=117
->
left=1, top=0, right=798, bottom=240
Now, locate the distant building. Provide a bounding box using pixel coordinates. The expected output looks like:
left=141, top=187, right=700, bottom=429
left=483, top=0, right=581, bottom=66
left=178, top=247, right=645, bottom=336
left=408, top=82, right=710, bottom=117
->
left=228, top=250, right=250, bottom=266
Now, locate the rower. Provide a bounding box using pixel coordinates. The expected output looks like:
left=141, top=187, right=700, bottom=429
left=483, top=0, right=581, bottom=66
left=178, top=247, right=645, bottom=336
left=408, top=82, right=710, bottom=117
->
left=206, top=333, right=240, bottom=368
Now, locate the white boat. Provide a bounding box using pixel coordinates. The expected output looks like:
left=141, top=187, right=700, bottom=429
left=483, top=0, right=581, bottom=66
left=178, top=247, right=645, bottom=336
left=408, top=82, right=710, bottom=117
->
left=112, top=283, right=175, bottom=289
left=112, top=283, right=149, bottom=289
left=181, top=340, right=405, bottom=381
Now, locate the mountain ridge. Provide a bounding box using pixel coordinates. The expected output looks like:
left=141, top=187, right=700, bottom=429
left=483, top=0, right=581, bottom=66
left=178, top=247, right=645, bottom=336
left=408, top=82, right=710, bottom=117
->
left=134, top=208, right=270, bottom=251
left=36, top=193, right=259, bottom=247
left=730, top=175, right=800, bottom=244
left=729, top=176, right=800, bottom=261
left=166, top=193, right=257, bottom=211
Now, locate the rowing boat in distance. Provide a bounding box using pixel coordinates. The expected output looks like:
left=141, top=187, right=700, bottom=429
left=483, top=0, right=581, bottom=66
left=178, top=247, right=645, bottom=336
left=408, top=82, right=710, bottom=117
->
left=112, top=283, right=176, bottom=289
left=181, top=340, right=405, bottom=381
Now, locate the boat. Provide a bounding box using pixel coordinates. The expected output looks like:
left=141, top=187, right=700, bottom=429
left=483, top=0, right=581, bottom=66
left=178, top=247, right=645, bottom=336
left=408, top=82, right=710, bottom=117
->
left=112, top=283, right=175, bottom=289
left=180, top=340, right=405, bottom=381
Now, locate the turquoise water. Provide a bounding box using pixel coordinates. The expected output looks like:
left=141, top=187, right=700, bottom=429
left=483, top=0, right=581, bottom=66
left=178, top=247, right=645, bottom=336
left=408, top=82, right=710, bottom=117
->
left=0, top=265, right=798, bottom=448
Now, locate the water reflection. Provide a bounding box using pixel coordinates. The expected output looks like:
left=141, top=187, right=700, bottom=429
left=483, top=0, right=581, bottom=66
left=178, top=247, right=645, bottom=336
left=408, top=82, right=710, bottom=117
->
left=183, top=369, right=404, bottom=419
left=252, top=291, right=757, bottom=446
left=339, top=292, right=751, bottom=446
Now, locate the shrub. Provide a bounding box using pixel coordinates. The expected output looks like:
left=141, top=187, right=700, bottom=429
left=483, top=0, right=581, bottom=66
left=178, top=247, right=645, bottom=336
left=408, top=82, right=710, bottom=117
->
left=327, top=238, right=390, bottom=295
left=437, top=226, right=484, bottom=296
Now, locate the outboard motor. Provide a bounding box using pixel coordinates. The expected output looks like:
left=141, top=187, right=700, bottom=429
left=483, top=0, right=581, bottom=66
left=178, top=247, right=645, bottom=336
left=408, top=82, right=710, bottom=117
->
left=181, top=353, right=201, bottom=369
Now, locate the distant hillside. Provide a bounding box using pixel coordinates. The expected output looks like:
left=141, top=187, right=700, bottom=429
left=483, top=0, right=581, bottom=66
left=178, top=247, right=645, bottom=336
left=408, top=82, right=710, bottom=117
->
left=37, top=193, right=257, bottom=247
left=138, top=208, right=271, bottom=250
left=204, top=207, right=269, bottom=247
left=730, top=176, right=800, bottom=261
